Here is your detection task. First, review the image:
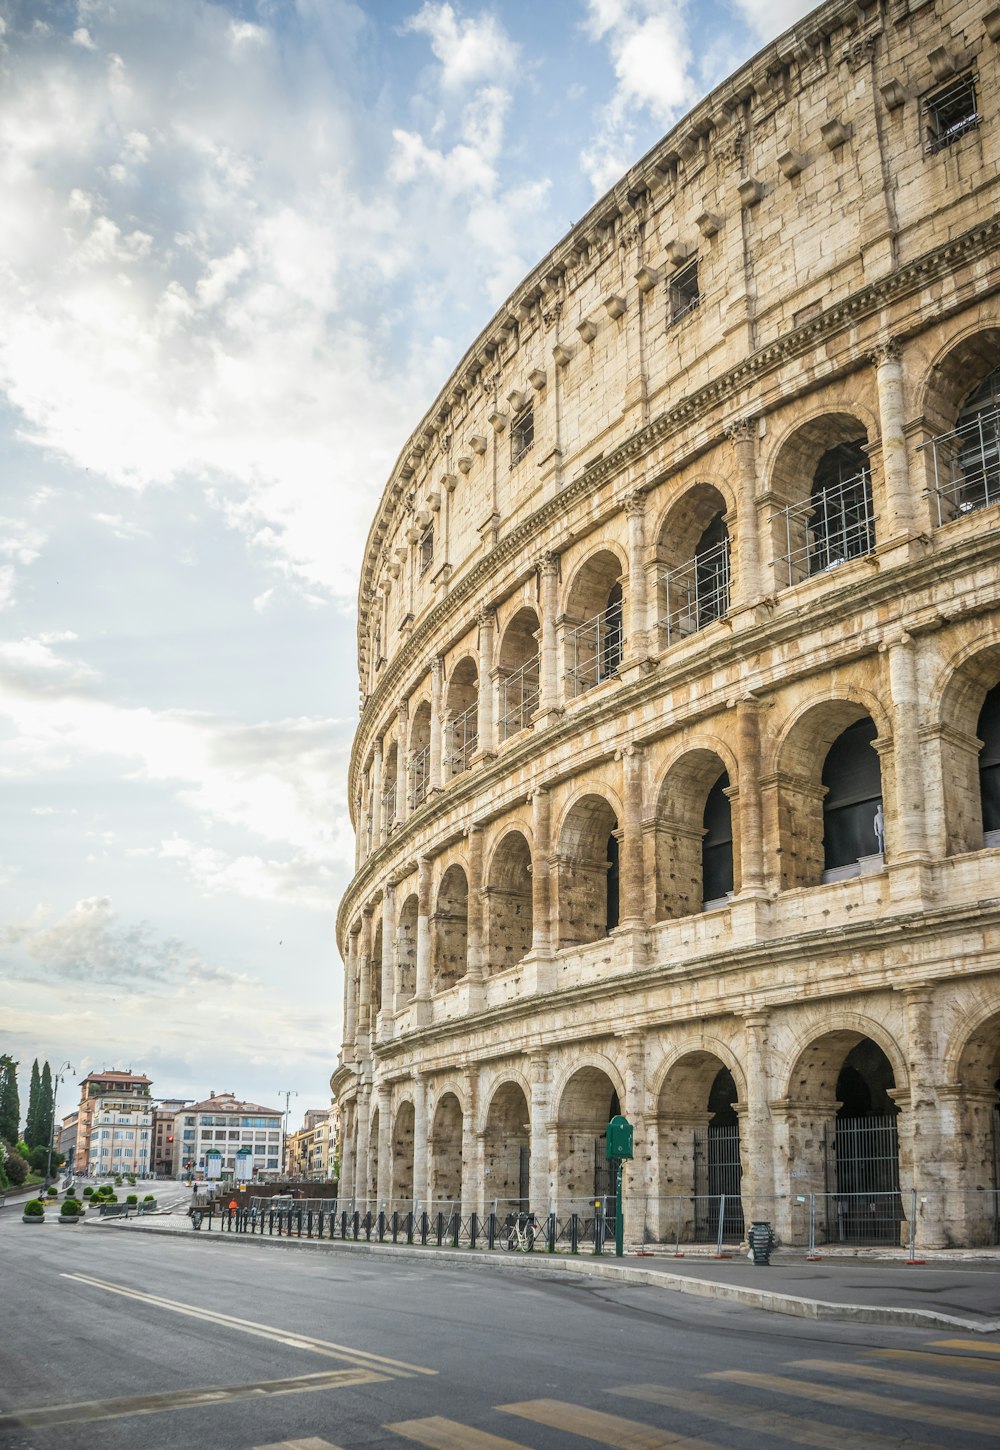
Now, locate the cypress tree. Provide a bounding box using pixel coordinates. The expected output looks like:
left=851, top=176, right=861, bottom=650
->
left=38, top=1061, right=54, bottom=1153
left=25, top=1059, right=41, bottom=1147
left=0, top=1057, right=19, bottom=1145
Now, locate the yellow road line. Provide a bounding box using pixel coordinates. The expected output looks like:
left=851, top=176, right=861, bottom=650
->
left=870, top=1348, right=1000, bottom=1373
left=928, top=1338, right=1000, bottom=1355
left=613, top=1382, right=952, bottom=1450
left=500, top=1398, right=725, bottom=1450
left=61, top=1271, right=434, bottom=1377
left=793, top=1357, right=1000, bottom=1399
left=0, top=1368, right=382, bottom=1432
left=709, top=1370, right=999, bottom=1437
left=387, top=1417, right=535, bottom=1449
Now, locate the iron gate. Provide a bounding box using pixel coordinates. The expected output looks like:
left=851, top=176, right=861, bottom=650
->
left=824, top=1113, right=903, bottom=1244
left=992, top=1106, right=1000, bottom=1245
left=693, top=1124, right=744, bottom=1242
left=594, top=1137, right=619, bottom=1230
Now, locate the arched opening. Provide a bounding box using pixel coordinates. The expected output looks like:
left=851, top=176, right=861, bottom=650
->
left=923, top=344, right=1000, bottom=524
left=955, top=1013, right=1000, bottom=1246
left=556, top=1066, right=622, bottom=1228
left=382, top=741, right=398, bottom=830
left=785, top=1030, right=903, bottom=1246
left=445, top=657, right=479, bottom=777
left=366, top=1107, right=379, bottom=1203
left=432, top=864, right=468, bottom=992
left=485, top=831, right=533, bottom=974
left=371, top=921, right=383, bottom=1015
left=483, top=1082, right=530, bottom=1217
left=979, top=683, right=1000, bottom=845
left=408, top=702, right=432, bottom=810
left=655, top=750, right=736, bottom=919
left=938, top=645, right=1000, bottom=855
left=821, top=716, right=884, bottom=879
left=391, top=1101, right=415, bottom=1206
left=395, top=893, right=418, bottom=1006
left=556, top=795, right=620, bottom=947
left=657, top=487, right=731, bottom=646
left=429, top=1093, right=463, bottom=1207
left=497, top=606, right=540, bottom=741
left=564, top=551, right=624, bottom=696
left=655, top=1053, right=743, bottom=1245
left=769, top=415, right=874, bottom=588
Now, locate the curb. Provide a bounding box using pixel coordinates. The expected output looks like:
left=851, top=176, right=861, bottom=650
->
left=95, top=1218, right=1000, bottom=1334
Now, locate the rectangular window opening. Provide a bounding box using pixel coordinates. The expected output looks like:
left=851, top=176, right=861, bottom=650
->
left=418, top=525, right=434, bottom=576
left=511, top=406, right=534, bottom=466
left=669, top=258, right=700, bottom=324
left=924, top=73, right=979, bottom=154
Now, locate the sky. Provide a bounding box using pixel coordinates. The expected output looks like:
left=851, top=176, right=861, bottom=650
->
left=0, top=0, right=815, bottom=1132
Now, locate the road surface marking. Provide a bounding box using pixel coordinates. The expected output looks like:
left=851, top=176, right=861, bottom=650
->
left=61, top=1271, right=434, bottom=1377
left=793, top=1357, right=1000, bottom=1399
left=709, top=1370, right=999, bottom=1437
left=613, top=1382, right=952, bottom=1450
left=0, top=1369, right=383, bottom=1432
left=927, top=1338, right=1000, bottom=1355
left=253, top=1440, right=345, bottom=1449
left=870, top=1348, right=1000, bottom=1373
left=500, top=1399, right=724, bottom=1449
left=387, top=1418, right=535, bottom=1449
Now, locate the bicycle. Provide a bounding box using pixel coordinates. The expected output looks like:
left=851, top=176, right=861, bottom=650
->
left=501, top=1210, right=539, bottom=1251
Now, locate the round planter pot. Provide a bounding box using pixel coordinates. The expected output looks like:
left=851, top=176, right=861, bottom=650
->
left=22, top=1214, right=45, bottom=1224
left=58, top=1215, right=81, bottom=1224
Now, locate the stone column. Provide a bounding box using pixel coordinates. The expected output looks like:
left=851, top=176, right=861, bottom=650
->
left=885, top=630, right=927, bottom=864
left=901, top=987, right=948, bottom=1249
left=725, top=417, right=761, bottom=605
left=736, top=696, right=765, bottom=894
left=530, top=789, right=552, bottom=954
left=621, top=1033, right=647, bottom=1238
left=461, top=1068, right=478, bottom=1219
left=624, top=489, right=649, bottom=662
left=414, top=857, right=433, bottom=1015
left=355, top=909, right=373, bottom=1062
left=376, top=1083, right=392, bottom=1206
left=395, top=699, right=408, bottom=826
left=371, top=738, right=383, bottom=848
left=477, top=607, right=496, bottom=755
left=465, top=825, right=485, bottom=983
left=354, top=787, right=366, bottom=870
left=538, top=552, right=560, bottom=715
left=343, top=925, right=359, bottom=1060
left=378, top=883, right=397, bottom=1041
left=741, top=1011, right=775, bottom=1224
left=340, top=1099, right=355, bottom=1204
left=412, top=1072, right=428, bottom=1210
left=618, top=745, right=646, bottom=927
left=872, top=340, right=913, bottom=541
left=430, top=655, right=444, bottom=791
left=354, top=1082, right=371, bottom=1204
left=528, top=1052, right=552, bottom=1214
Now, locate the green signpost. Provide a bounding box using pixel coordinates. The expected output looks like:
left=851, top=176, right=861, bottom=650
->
left=605, top=1115, right=633, bottom=1257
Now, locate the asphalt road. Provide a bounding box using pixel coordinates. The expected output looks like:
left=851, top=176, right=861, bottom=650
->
left=2, top=1190, right=999, bottom=1450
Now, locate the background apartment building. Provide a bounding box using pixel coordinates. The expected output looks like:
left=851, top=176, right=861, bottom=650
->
left=174, top=1091, right=283, bottom=1178
left=74, top=1070, right=152, bottom=1175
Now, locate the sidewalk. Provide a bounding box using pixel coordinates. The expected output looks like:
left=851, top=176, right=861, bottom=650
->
left=92, top=1210, right=1000, bottom=1334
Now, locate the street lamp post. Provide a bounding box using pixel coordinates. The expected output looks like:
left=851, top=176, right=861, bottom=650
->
left=46, top=1061, right=74, bottom=1184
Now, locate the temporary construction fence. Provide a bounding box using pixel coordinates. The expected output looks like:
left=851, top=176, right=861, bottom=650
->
left=189, top=1188, right=1000, bottom=1256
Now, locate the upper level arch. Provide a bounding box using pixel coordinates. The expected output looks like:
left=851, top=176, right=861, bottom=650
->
left=562, top=548, right=625, bottom=698
left=654, top=482, right=733, bottom=650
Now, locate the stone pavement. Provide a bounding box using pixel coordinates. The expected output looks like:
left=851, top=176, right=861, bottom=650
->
left=89, top=1209, right=1000, bottom=1335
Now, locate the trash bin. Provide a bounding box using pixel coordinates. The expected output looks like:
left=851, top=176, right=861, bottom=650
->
left=747, top=1220, right=774, bottom=1265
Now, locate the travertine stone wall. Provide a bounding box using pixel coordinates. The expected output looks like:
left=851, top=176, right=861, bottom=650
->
left=333, top=0, right=1000, bottom=1250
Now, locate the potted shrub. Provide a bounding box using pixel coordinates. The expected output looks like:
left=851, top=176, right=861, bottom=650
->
left=125, top=1193, right=138, bottom=1205
left=46, top=1185, right=58, bottom=1199
left=59, top=1198, right=83, bottom=1224
left=22, top=1198, right=45, bottom=1224
left=82, top=1186, right=94, bottom=1199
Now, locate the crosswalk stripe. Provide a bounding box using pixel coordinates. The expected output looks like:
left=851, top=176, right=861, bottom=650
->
left=253, top=1441, right=343, bottom=1449
left=386, top=1417, right=534, bottom=1450
left=709, top=1370, right=999, bottom=1437
left=612, top=1382, right=952, bottom=1450
left=870, top=1348, right=1000, bottom=1373
left=928, top=1338, right=1000, bottom=1356
left=793, top=1357, right=1000, bottom=1399
left=500, top=1399, right=725, bottom=1449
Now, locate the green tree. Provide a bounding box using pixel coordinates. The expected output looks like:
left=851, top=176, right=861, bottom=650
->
left=25, top=1059, right=41, bottom=1146
left=0, top=1056, right=19, bottom=1145
left=38, top=1061, right=53, bottom=1153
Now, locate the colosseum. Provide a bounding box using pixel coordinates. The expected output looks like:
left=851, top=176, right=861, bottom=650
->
left=332, top=0, right=1000, bottom=1252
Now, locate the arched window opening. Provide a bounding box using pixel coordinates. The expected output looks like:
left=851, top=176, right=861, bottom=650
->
left=602, top=582, right=623, bottom=678
left=445, top=658, right=479, bottom=778
left=395, top=894, right=418, bottom=1006
left=382, top=742, right=398, bottom=829
left=497, top=608, right=540, bottom=741
left=926, top=366, right=1000, bottom=524
left=702, top=771, right=733, bottom=908
left=821, top=716, right=883, bottom=879
left=606, top=832, right=620, bottom=933
left=594, top=1086, right=622, bottom=1233
left=807, top=440, right=874, bottom=575
left=565, top=553, right=624, bottom=697
left=485, top=832, right=533, bottom=974
left=662, top=513, right=730, bottom=645
left=978, top=682, right=1000, bottom=845
left=408, top=703, right=432, bottom=810
left=371, top=922, right=383, bottom=1015
left=829, top=1039, right=901, bottom=1244
left=432, top=865, right=468, bottom=993
left=702, top=1068, right=743, bottom=1243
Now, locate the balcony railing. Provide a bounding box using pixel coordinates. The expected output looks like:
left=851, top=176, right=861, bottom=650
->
left=773, top=470, right=875, bottom=588
left=498, top=656, right=539, bottom=740
left=660, top=538, right=730, bottom=646
left=408, top=746, right=430, bottom=810
left=565, top=604, right=623, bottom=696
left=922, top=401, right=1000, bottom=525
left=447, top=703, right=478, bottom=775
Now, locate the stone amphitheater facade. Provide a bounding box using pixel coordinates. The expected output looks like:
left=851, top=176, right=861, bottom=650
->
left=332, top=0, right=1000, bottom=1250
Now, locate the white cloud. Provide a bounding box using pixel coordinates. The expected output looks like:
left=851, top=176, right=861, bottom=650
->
left=404, top=2, right=519, bottom=92
left=730, top=0, right=817, bottom=38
